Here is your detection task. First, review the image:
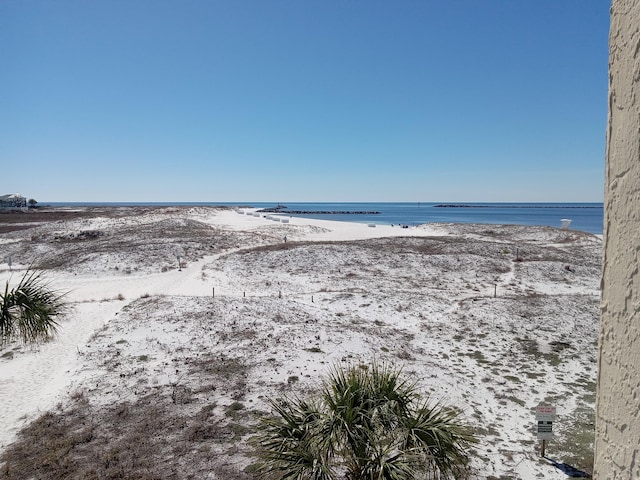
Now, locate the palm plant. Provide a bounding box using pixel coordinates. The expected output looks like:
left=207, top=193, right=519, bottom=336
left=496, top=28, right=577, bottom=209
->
left=1, top=269, right=67, bottom=346
left=256, top=362, right=476, bottom=480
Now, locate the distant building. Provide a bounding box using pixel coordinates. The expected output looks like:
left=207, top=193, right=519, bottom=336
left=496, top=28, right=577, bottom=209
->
left=0, top=193, right=27, bottom=209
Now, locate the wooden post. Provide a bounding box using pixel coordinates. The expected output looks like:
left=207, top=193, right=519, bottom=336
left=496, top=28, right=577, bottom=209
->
left=311, top=295, right=314, bottom=303
left=540, top=439, right=546, bottom=457
left=243, top=291, right=245, bottom=298
left=494, top=284, right=497, bottom=298
left=278, top=290, right=282, bottom=299
left=212, top=287, right=215, bottom=298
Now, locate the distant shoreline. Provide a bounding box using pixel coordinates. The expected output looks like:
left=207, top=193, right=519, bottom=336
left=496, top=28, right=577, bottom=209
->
left=257, top=206, right=381, bottom=215
left=28, top=202, right=603, bottom=234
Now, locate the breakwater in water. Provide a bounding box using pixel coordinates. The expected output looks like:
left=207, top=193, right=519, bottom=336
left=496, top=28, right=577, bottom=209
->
left=253, top=203, right=602, bottom=234
left=257, top=206, right=381, bottom=215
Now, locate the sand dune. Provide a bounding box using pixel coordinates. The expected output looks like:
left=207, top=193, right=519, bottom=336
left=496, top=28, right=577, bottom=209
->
left=0, top=207, right=601, bottom=479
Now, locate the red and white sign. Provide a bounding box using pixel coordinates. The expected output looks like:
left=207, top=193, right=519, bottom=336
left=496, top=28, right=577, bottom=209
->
left=535, top=405, right=557, bottom=422
left=535, top=405, right=556, bottom=440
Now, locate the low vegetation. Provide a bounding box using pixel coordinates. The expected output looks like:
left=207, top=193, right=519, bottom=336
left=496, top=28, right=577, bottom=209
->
left=256, top=362, right=476, bottom=480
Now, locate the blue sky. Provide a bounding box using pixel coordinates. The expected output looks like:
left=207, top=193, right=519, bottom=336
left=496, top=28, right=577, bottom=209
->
left=1, top=1, right=609, bottom=202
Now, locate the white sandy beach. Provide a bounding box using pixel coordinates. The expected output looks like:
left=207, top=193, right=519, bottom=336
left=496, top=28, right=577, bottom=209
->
left=0, top=207, right=601, bottom=479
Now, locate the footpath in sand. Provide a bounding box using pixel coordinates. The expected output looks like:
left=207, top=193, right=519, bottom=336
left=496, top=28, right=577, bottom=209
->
left=0, top=207, right=601, bottom=479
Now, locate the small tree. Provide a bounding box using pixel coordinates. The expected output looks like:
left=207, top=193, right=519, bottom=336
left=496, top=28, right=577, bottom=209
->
left=27, top=198, right=38, bottom=207
left=256, top=362, right=476, bottom=480
left=1, top=270, right=66, bottom=346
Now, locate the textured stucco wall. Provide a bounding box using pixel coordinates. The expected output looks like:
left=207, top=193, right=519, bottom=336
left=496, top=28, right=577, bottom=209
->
left=595, top=0, right=640, bottom=477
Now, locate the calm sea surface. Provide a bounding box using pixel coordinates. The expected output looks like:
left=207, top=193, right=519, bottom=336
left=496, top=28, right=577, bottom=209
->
left=48, top=202, right=604, bottom=234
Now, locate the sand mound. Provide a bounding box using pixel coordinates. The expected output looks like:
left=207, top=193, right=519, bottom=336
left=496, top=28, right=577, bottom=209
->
left=0, top=207, right=601, bottom=479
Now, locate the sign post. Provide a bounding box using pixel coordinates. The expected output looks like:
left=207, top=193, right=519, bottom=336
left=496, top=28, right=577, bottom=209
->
left=535, top=405, right=556, bottom=457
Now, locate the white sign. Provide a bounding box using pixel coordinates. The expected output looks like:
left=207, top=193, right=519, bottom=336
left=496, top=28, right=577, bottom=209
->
left=537, top=421, right=553, bottom=440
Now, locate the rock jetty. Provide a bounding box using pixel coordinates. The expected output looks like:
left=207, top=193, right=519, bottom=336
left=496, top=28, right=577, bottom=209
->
left=257, top=206, right=380, bottom=215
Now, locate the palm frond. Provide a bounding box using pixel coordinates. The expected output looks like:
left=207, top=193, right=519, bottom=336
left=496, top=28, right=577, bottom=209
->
left=255, top=361, right=476, bottom=480
left=358, top=439, right=418, bottom=480
left=0, top=269, right=67, bottom=346
left=401, top=399, right=477, bottom=478
left=256, top=397, right=335, bottom=480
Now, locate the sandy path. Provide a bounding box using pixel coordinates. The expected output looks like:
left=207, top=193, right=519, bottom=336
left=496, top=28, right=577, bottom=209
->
left=0, top=254, right=217, bottom=448
left=0, top=301, right=120, bottom=447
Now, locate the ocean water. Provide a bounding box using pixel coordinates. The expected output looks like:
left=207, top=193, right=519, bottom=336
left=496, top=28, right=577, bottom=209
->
left=47, top=201, right=604, bottom=234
